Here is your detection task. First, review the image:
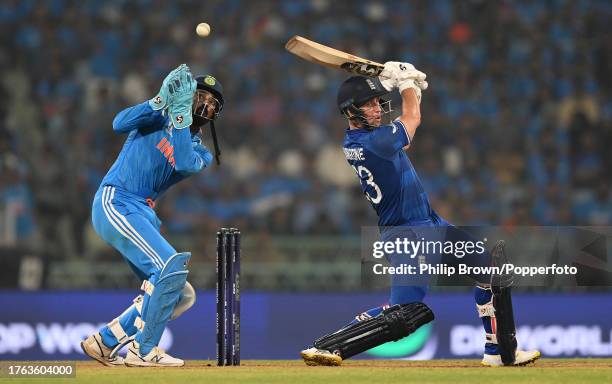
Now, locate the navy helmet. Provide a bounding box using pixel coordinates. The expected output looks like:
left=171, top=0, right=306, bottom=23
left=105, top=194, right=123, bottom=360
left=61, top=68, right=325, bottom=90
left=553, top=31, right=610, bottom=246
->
left=337, top=76, right=389, bottom=117
left=192, top=75, right=224, bottom=127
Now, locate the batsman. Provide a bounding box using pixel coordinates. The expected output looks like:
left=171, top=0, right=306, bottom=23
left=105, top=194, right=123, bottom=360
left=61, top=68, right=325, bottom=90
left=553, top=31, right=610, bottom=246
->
left=81, top=64, right=224, bottom=367
left=301, top=63, right=541, bottom=367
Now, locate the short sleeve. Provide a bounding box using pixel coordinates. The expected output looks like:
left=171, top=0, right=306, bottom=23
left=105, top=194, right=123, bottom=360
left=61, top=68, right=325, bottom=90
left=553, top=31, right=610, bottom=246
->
left=368, top=120, right=411, bottom=158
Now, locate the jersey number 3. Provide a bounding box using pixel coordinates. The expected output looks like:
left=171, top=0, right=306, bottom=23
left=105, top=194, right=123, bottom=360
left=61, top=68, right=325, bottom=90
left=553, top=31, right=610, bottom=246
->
left=352, top=165, right=382, bottom=204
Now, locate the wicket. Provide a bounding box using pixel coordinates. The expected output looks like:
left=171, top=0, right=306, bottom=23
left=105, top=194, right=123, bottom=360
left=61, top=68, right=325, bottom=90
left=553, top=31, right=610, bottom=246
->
left=216, top=228, right=241, bottom=366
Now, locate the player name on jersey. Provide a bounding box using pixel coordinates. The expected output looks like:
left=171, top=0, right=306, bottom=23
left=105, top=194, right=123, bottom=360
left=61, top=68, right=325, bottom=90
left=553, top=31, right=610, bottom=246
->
left=343, top=147, right=365, bottom=161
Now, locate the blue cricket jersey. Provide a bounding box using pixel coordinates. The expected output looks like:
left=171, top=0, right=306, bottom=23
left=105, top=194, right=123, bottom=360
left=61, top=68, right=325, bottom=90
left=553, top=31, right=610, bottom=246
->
left=343, top=120, right=433, bottom=227
left=100, top=101, right=213, bottom=202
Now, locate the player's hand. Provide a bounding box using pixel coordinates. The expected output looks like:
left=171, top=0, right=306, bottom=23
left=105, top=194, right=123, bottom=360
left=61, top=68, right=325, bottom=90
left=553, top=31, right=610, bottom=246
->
left=379, top=75, right=397, bottom=92
left=193, top=143, right=213, bottom=167
left=379, top=61, right=403, bottom=91
left=415, top=79, right=428, bottom=91
left=379, top=61, right=427, bottom=85
left=398, top=79, right=422, bottom=104
left=166, top=65, right=197, bottom=129
left=149, top=64, right=187, bottom=111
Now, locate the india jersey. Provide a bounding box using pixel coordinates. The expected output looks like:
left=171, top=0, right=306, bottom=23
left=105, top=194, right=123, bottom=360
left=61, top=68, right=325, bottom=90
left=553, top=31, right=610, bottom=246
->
left=343, top=120, right=433, bottom=227
left=100, top=101, right=212, bottom=202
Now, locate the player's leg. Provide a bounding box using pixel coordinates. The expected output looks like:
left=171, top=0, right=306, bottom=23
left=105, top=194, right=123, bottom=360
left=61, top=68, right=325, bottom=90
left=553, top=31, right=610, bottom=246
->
left=81, top=192, right=152, bottom=366
left=301, top=302, right=434, bottom=366
left=83, top=280, right=196, bottom=365
left=88, top=187, right=191, bottom=367
left=432, top=218, right=540, bottom=366
left=467, top=239, right=541, bottom=366
left=301, top=284, right=431, bottom=366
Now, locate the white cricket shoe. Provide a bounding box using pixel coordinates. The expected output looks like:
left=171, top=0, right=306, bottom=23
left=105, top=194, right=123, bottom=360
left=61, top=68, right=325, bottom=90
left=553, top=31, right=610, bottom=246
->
left=80, top=333, right=125, bottom=367
left=300, top=347, right=342, bottom=366
left=124, top=341, right=184, bottom=367
left=481, top=349, right=541, bottom=367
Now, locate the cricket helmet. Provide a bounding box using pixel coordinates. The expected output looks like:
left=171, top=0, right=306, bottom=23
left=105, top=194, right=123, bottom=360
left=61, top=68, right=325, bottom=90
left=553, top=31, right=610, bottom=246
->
left=192, top=75, right=224, bottom=127
left=337, top=76, right=391, bottom=128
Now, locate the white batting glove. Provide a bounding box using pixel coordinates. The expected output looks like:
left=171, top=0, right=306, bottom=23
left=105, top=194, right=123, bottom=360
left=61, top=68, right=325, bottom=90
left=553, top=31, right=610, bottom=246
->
left=398, top=79, right=422, bottom=104
left=380, top=61, right=427, bottom=92
left=379, top=61, right=402, bottom=91
left=415, top=79, right=428, bottom=90
left=379, top=76, right=397, bottom=92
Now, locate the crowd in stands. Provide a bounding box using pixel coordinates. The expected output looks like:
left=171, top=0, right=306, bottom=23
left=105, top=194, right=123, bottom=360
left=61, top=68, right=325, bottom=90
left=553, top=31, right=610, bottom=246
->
left=0, top=0, right=609, bottom=261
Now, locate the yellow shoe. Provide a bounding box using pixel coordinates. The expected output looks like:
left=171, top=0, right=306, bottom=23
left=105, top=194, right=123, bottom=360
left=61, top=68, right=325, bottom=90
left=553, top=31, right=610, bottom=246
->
left=481, top=350, right=541, bottom=367
left=300, top=347, right=342, bottom=366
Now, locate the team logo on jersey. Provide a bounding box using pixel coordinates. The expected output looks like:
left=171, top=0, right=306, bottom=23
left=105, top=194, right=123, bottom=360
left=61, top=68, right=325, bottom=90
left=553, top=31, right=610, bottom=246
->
left=156, top=137, right=176, bottom=168
left=153, top=95, right=162, bottom=105
left=176, top=115, right=184, bottom=124
left=204, top=76, right=216, bottom=86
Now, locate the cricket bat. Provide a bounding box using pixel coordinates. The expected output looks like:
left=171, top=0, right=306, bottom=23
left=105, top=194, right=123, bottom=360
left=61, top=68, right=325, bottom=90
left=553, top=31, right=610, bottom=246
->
left=285, top=35, right=384, bottom=77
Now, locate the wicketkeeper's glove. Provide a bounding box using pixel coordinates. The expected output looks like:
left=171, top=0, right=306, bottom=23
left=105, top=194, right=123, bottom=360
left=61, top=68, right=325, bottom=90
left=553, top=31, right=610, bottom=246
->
left=149, top=64, right=188, bottom=111
left=166, top=65, right=197, bottom=129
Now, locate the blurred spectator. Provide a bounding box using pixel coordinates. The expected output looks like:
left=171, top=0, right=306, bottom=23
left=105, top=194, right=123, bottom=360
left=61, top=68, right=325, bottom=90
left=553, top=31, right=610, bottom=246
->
left=0, top=0, right=609, bottom=261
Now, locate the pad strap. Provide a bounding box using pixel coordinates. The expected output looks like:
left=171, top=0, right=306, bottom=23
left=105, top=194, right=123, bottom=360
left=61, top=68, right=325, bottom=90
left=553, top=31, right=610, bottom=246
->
left=108, top=318, right=129, bottom=343
left=134, top=295, right=144, bottom=313
left=141, top=280, right=155, bottom=295
left=134, top=317, right=145, bottom=331
left=486, top=333, right=498, bottom=344
left=476, top=301, right=495, bottom=318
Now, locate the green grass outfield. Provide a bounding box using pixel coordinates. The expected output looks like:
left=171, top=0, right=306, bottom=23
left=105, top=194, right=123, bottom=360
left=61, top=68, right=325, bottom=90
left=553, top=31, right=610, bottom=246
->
left=1, top=359, right=611, bottom=384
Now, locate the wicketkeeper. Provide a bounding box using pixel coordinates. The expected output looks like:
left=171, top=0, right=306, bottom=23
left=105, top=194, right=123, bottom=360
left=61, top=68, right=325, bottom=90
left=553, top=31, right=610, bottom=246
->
left=81, top=64, right=224, bottom=367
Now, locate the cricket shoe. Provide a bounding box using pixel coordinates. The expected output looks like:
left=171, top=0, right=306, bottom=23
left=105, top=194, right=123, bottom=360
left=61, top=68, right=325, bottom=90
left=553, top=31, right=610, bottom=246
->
left=124, top=341, right=184, bottom=367
left=300, top=347, right=342, bottom=366
left=80, top=333, right=125, bottom=367
left=481, top=350, right=541, bottom=367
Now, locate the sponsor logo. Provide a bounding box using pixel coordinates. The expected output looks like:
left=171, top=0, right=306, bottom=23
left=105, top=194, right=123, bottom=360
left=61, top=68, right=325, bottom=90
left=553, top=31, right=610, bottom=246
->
left=450, top=325, right=612, bottom=357
left=0, top=323, right=172, bottom=355
left=365, top=323, right=436, bottom=360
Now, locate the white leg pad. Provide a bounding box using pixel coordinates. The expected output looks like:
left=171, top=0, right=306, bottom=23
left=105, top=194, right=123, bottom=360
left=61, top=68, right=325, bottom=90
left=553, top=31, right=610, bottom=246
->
left=170, top=281, right=196, bottom=321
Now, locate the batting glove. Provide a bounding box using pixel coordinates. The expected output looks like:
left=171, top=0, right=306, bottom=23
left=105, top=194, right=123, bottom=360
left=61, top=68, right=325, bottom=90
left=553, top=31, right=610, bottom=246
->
left=149, top=64, right=187, bottom=111
left=167, top=65, right=197, bottom=130
left=398, top=79, right=423, bottom=104
left=381, top=61, right=427, bottom=89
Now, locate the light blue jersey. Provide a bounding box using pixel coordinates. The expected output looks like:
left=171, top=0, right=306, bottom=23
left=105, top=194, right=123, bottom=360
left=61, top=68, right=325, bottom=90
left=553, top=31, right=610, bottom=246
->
left=101, top=101, right=212, bottom=203
left=91, top=100, right=213, bottom=353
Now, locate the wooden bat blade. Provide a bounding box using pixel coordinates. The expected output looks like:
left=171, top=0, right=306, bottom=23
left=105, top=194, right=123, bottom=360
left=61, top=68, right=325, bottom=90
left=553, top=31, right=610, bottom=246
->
left=285, top=35, right=384, bottom=77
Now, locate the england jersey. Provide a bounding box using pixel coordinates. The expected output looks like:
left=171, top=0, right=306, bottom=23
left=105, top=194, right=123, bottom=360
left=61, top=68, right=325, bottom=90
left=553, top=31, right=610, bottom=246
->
left=343, top=120, right=433, bottom=227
